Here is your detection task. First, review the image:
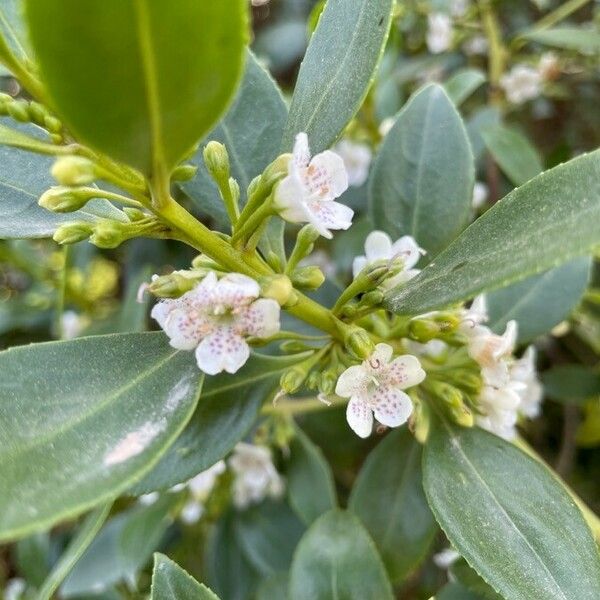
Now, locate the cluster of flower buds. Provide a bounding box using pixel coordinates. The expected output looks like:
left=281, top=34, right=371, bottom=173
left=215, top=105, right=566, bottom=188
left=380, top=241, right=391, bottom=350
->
left=0, top=92, right=63, bottom=142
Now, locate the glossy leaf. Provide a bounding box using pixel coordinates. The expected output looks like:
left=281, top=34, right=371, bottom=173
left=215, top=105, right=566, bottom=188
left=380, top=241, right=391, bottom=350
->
left=467, top=106, right=501, bottom=162
left=444, top=68, right=486, bottom=106
left=151, top=554, right=220, bottom=600
left=349, top=428, right=437, bottom=583
left=449, top=559, right=504, bottom=600
left=235, top=500, right=305, bottom=576
left=0, top=332, right=202, bottom=542
left=385, top=150, right=600, bottom=315
left=25, top=0, right=248, bottom=174
left=370, top=84, right=474, bottom=255
left=62, top=497, right=174, bottom=597
left=481, top=124, right=543, bottom=186
left=283, top=0, right=394, bottom=153
left=487, top=257, right=591, bottom=343
left=423, top=421, right=600, bottom=600
left=182, top=52, right=287, bottom=228
left=286, top=427, right=337, bottom=525
left=521, top=27, right=600, bottom=53
left=0, top=141, right=124, bottom=239
left=132, top=353, right=308, bottom=494
left=541, top=365, right=600, bottom=404
left=37, top=504, right=112, bottom=600
left=288, top=510, right=394, bottom=600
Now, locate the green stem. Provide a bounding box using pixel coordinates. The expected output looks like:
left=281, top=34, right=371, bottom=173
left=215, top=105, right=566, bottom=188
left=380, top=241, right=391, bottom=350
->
left=232, top=201, right=275, bottom=247
left=478, top=0, right=507, bottom=102
left=219, top=177, right=240, bottom=226
left=524, top=0, right=591, bottom=35
left=0, top=32, right=47, bottom=102
left=262, top=394, right=347, bottom=416
left=78, top=187, right=145, bottom=209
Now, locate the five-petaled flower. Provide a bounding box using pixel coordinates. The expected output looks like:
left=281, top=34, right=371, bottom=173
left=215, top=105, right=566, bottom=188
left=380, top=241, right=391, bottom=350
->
left=273, top=132, right=353, bottom=239
left=352, top=230, right=424, bottom=289
left=335, top=343, right=426, bottom=438
left=151, top=272, right=280, bottom=375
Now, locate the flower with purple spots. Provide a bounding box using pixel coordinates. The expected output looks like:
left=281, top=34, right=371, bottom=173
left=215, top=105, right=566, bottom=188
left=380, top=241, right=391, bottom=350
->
left=335, top=343, right=426, bottom=438
left=151, top=272, right=280, bottom=375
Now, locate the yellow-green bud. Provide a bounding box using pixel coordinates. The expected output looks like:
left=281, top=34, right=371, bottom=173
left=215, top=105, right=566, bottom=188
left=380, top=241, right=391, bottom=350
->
left=149, top=270, right=199, bottom=298
left=291, top=266, right=325, bottom=290
left=319, top=371, right=337, bottom=395
left=280, top=366, right=308, bottom=394
left=7, top=99, right=30, bottom=122
left=247, top=174, right=261, bottom=198
left=229, top=177, right=240, bottom=204
left=360, top=290, right=385, bottom=307
left=260, top=275, right=293, bottom=306
left=51, top=156, right=97, bottom=186
left=123, top=207, right=147, bottom=222
left=89, top=220, right=127, bottom=249
left=44, top=115, right=62, bottom=133
left=28, top=101, right=47, bottom=125
left=306, top=371, right=320, bottom=390
left=408, top=318, right=440, bottom=343
left=203, top=141, right=230, bottom=183
left=263, top=153, right=291, bottom=185
left=280, top=340, right=312, bottom=354
left=411, top=397, right=431, bottom=444
left=171, top=164, right=198, bottom=182
left=39, top=186, right=92, bottom=213
left=344, top=327, right=375, bottom=360
left=53, top=222, right=93, bottom=245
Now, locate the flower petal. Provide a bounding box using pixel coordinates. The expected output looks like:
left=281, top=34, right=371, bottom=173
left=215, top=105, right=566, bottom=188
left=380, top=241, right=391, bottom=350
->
left=150, top=298, right=178, bottom=329
left=306, top=150, right=348, bottom=199
left=352, top=255, right=368, bottom=278
left=386, top=354, right=426, bottom=389
left=346, top=397, right=373, bottom=438
left=163, top=308, right=208, bottom=351
left=187, top=271, right=218, bottom=306
left=364, top=230, right=393, bottom=262
left=372, top=387, right=413, bottom=428
left=370, top=343, right=394, bottom=366
left=293, top=132, right=311, bottom=169
left=273, top=174, right=312, bottom=223
left=238, top=298, right=281, bottom=338
left=306, top=199, right=354, bottom=234
left=195, top=328, right=250, bottom=375
left=335, top=365, right=369, bottom=398
left=216, top=273, right=260, bottom=307
left=390, top=235, right=424, bottom=269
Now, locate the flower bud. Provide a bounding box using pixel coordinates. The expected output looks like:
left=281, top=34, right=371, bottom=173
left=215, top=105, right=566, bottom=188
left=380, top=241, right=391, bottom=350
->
left=280, top=366, right=308, bottom=394
left=149, top=270, right=199, bottom=298
left=28, top=101, right=47, bottom=125
left=291, top=266, right=325, bottom=290
left=360, top=290, right=384, bottom=307
left=39, top=186, right=92, bottom=213
left=123, top=207, right=147, bottom=222
left=260, top=275, right=293, bottom=306
left=44, top=115, right=62, bottom=133
left=410, top=397, right=430, bottom=444
left=319, top=371, right=337, bottom=395
left=408, top=318, right=440, bottom=343
left=203, top=141, right=230, bottom=183
left=263, top=153, right=292, bottom=185
left=51, top=156, right=97, bottom=186
left=171, top=164, right=198, bottom=182
left=229, top=177, right=240, bottom=204
left=344, top=327, right=375, bottom=360
left=7, top=99, right=30, bottom=122
left=89, top=220, right=127, bottom=249
left=53, top=222, right=93, bottom=245
left=280, top=341, right=313, bottom=354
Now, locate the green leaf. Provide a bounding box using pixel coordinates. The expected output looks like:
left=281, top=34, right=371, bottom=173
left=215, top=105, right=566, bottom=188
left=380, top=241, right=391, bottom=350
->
left=423, top=421, right=600, bottom=600
left=151, top=553, right=220, bottom=600
left=435, top=582, right=488, bottom=600
left=481, top=124, right=543, bottom=187
left=288, top=510, right=394, bottom=600
left=369, top=84, right=474, bottom=256
left=0, top=123, right=67, bottom=155
left=541, top=365, right=600, bottom=404
left=348, top=428, right=437, bottom=583
left=487, top=257, right=591, bottom=343
left=235, top=500, right=305, bottom=576
left=283, top=0, right=394, bottom=153
left=0, top=332, right=202, bottom=542
left=286, top=426, right=337, bottom=525
left=443, top=68, right=486, bottom=106
left=256, top=573, right=290, bottom=600
left=467, top=106, right=501, bottom=162
left=521, top=27, right=600, bottom=54
left=37, top=504, right=112, bottom=600
left=62, top=497, right=174, bottom=596
left=131, top=353, right=307, bottom=494
left=385, top=150, right=600, bottom=315
left=449, top=559, right=504, bottom=600
left=25, top=0, right=248, bottom=174
left=182, top=52, right=287, bottom=228
left=0, top=141, right=125, bottom=239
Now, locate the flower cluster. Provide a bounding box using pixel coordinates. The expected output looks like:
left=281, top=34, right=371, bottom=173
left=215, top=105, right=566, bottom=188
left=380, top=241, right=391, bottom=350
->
left=500, top=54, right=559, bottom=105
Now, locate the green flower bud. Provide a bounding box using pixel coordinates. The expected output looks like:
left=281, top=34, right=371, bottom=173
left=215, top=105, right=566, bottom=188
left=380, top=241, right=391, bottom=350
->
left=247, top=174, right=261, bottom=198
left=260, top=275, right=293, bottom=306
left=263, top=153, right=292, bottom=184
left=44, top=115, right=62, bottom=133
left=291, top=266, right=325, bottom=290
left=229, top=177, right=240, bottom=204
left=280, top=340, right=313, bottom=354
left=280, top=366, right=308, bottom=394
left=7, top=99, right=30, bottom=122
left=39, top=186, right=92, bottom=213
left=53, top=222, right=93, bottom=245
left=360, top=290, right=385, bottom=307
left=344, top=327, right=375, bottom=360
left=171, top=164, right=198, bottom=182
left=408, top=318, right=440, bottom=343
left=28, top=101, right=47, bottom=125
left=89, top=220, right=127, bottom=249
left=306, top=371, right=320, bottom=390
left=411, top=396, right=430, bottom=444
left=123, top=207, right=147, bottom=222
left=319, top=371, right=337, bottom=395
left=149, top=270, right=199, bottom=298
left=203, top=141, right=230, bottom=183
left=51, top=156, right=97, bottom=186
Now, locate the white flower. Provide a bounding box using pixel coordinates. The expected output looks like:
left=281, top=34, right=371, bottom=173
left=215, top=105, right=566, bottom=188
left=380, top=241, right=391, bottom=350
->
left=450, top=0, right=470, bottom=18
left=352, top=231, right=424, bottom=290
left=460, top=294, right=489, bottom=333
left=335, top=343, right=426, bottom=438
left=379, top=117, right=395, bottom=137
left=4, top=579, right=26, bottom=600
left=61, top=310, right=85, bottom=340
left=538, top=52, right=559, bottom=81
left=477, top=381, right=523, bottom=440
left=472, top=181, right=488, bottom=210
left=151, top=272, right=280, bottom=375
left=500, top=65, right=542, bottom=105
left=180, top=500, right=204, bottom=525
left=427, top=13, right=453, bottom=54
left=462, top=34, right=488, bottom=56
left=433, top=548, right=461, bottom=569
left=188, top=460, right=226, bottom=501
left=333, top=140, right=372, bottom=187
left=273, top=132, right=353, bottom=239
left=228, top=443, right=284, bottom=509
left=405, top=339, right=448, bottom=359
left=138, top=492, right=159, bottom=506
left=511, top=346, right=543, bottom=418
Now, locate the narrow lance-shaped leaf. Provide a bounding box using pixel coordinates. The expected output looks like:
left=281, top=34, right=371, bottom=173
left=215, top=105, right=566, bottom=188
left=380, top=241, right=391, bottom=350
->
left=25, top=0, right=248, bottom=174
left=288, top=510, right=394, bottom=600
left=131, top=352, right=309, bottom=494
left=0, top=332, right=202, bottom=542
left=520, top=27, right=600, bottom=53
left=370, top=84, right=474, bottom=256
left=423, top=421, right=600, bottom=600
left=151, top=554, right=221, bottom=600
left=348, top=428, right=437, bottom=583
left=443, top=68, right=486, bottom=106
left=182, top=52, right=287, bottom=229
left=282, top=0, right=394, bottom=153
left=385, top=150, right=600, bottom=315
left=487, top=256, right=591, bottom=343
